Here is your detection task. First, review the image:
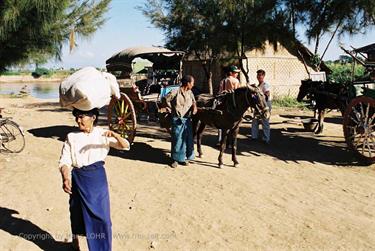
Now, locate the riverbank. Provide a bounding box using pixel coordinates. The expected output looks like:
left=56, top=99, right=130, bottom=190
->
left=0, top=75, right=63, bottom=83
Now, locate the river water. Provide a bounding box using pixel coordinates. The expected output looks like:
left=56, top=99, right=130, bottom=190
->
left=0, top=82, right=59, bottom=99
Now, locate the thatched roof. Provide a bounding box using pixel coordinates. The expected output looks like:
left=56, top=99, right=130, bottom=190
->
left=182, top=40, right=332, bottom=74
left=293, top=41, right=332, bottom=74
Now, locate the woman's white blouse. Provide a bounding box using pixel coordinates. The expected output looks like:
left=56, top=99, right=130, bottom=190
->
left=59, top=127, right=129, bottom=170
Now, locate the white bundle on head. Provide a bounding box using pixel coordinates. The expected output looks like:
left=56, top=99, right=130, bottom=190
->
left=59, top=66, right=120, bottom=110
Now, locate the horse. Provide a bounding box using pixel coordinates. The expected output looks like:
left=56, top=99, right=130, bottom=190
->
left=296, top=79, right=352, bottom=134
left=193, top=85, right=270, bottom=168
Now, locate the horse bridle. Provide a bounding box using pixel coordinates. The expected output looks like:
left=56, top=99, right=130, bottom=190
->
left=246, top=86, right=267, bottom=118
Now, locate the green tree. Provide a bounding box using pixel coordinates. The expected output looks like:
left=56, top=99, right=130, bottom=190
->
left=0, top=0, right=111, bottom=71
left=286, top=0, right=375, bottom=68
left=142, top=0, right=374, bottom=90
left=222, top=0, right=295, bottom=82
left=141, top=0, right=293, bottom=92
left=326, top=62, right=365, bottom=83
left=141, top=0, right=229, bottom=94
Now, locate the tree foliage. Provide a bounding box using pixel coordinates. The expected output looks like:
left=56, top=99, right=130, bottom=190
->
left=141, top=0, right=229, bottom=93
left=141, top=0, right=375, bottom=92
left=0, top=0, right=111, bottom=71
left=141, top=0, right=293, bottom=92
left=221, top=0, right=295, bottom=81
left=284, top=0, right=375, bottom=64
left=326, top=62, right=365, bottom=83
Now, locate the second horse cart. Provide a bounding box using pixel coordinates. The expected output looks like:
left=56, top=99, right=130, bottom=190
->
left=342, top=43, right=375, bottom=164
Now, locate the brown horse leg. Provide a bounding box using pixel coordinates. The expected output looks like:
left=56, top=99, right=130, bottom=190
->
left=196, top=122, right=206, bottom=158
left=231, top=127, right=239, bottom=167
left=315, top=109, right=325, bottom=134
left=192, top=118, right=198, bottom=138
left=218, top=130, right=228, bottom=168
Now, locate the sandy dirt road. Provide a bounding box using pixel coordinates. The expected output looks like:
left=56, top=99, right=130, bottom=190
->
left=0, top=96, right=374, bottom=251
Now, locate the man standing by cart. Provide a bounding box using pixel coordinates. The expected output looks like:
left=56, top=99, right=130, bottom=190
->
left=164, top=75, right=197, bottom=168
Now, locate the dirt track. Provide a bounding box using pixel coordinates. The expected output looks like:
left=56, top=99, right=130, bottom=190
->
left=1, top=96, right=375, bottom=251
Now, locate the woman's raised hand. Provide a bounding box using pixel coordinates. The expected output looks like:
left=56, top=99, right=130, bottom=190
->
left=103, top=130, right=117, bottom=138
left=104, top=130, right=130, bottom=149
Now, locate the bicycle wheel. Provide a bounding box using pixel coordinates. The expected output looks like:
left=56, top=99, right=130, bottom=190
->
left=1, top=120, right=25, bottom=153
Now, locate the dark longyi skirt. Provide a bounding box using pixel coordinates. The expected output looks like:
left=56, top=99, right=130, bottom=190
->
left=70, top=161, right=112, bottom=251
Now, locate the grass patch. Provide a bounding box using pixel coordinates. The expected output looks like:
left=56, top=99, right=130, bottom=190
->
left=272, top=95, right=306, bottom=109
left=1, top=71, right=21, bottom=76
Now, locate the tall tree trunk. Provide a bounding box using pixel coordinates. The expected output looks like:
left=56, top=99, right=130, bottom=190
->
left=314, top=34, right=320, bottom=55
left=238, top=6, right=249, bottom=83
left=207, top=71, right=213, bottom=94
left=314, top=33, right=321, bottom=71
left=194, top=50, right=213, bottom=94
left=237, top=47, right=249, bottom=83
left=238, top=57, right=249, bottom=83
left=319, top=20, right=342, bottom=67
left=291, top=1, right=296, bottom=38
left=206, top=57, right=213, bottom=95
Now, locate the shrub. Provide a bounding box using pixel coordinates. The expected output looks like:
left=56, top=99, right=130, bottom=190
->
left=326, top=62, right=365, bottom=83
left=32, top=67, right=56, bottom=78
left=272, top=95, right=306, bottom=109
left=1, top=71, right=21, bottom=76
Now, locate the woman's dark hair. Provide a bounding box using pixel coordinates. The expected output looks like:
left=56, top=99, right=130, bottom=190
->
left=181, top=75, right=194, bottom=86
left=72, top=108, right=99, bottom=125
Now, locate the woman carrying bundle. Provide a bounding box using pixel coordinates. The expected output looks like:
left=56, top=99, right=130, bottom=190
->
left=59, top=108, right=129, bottom=251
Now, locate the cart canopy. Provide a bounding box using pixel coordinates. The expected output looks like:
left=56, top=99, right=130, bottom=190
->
left=353, top=43, right=375, bottom=54
left=106, top=46, right=185, bottom=72
left=353, top=43, right=375, bottom=63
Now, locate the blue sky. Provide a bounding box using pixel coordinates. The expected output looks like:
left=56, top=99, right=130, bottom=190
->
left=47, top=0, right=165, bottom=69
left=47, top=0, right=375, bottom=69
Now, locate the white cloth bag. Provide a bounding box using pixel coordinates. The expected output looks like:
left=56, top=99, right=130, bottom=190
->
left=59, top=66, right=120, bottom=110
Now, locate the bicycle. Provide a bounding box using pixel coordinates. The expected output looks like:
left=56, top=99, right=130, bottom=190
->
left=0, top=115, right=25, bottom=153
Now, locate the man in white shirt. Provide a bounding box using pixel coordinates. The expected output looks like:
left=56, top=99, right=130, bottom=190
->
left=251, top=69, right=272, bottom=144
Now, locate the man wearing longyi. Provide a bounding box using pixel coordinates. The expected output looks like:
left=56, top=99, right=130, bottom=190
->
left=59, top=108, right=129, bottom=251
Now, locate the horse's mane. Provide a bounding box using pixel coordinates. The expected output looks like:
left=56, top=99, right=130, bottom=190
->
left=196, top=86, right=254, bottom=108
left=196, top=93, right=215, bottom=107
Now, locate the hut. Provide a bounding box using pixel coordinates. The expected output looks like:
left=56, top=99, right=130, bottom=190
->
left=183, top=41, right=330, bottom=97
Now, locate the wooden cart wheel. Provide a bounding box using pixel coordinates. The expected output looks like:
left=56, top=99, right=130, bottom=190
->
left=108, top=92, right=137, bottom=144
left=343, top=96, right=375, bottom=164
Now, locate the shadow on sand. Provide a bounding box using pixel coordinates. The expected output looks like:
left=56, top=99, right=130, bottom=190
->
left=109, top=142, right=170, bottom=165
left=194, top=119, right=364, bottom=167
left=27, top=112, right=363, bottom=167
left=28, top=125, right=171, bottom=166
left=0, top=207, right=73, bottom=251
left=279, top=114, right=343, bottom=125
left=28, top=125, right=77, bottom=142
left=235, top=124, right=362, bottom=166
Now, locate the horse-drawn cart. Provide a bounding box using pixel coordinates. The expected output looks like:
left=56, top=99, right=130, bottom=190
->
left=105, top=47, right=184, bottom=144
left=297, top=43, right=375, bottom=164
left=342, top=43, right=375, bottom=163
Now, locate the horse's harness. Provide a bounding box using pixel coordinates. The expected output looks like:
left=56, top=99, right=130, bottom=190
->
left=304, top=82, right=351, bottom=112
left=210, top=87, right=264, bottom=119
left=245, top=86, right=267, bottom=119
